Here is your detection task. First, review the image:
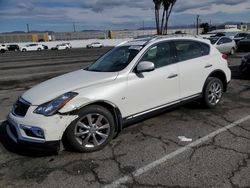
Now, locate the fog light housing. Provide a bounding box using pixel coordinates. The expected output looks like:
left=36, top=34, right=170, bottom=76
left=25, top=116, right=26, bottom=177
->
left=20, top=124, right=45, bottom=139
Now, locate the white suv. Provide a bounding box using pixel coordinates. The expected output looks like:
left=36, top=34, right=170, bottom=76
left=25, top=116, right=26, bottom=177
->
left=6, top=35, right=231, bottom=152
left=20, top=44, right=44, bottom=52
left=53, top=43, right=72, bottom=50
left=87, top=42, right=103, bottom=48
left=0, top=44, right=8, bottom=53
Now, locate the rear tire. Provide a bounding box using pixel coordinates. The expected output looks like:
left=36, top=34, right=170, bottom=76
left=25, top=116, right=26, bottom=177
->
left=65, top=105, right=115, bottom=152
left=22, top=49, right=27, bottom=52
left=202, top=77, right=224, bottom=108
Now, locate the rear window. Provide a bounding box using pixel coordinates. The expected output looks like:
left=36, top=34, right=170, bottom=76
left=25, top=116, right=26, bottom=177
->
left=235, top=33, right=248, bottom=38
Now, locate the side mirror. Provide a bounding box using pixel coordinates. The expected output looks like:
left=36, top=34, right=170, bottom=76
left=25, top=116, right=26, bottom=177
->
left=136, top=61, right=155, bottom=73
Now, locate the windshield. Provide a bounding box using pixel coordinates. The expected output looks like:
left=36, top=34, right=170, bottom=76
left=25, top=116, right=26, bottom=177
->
left=209, top=38, right=219, bottom=44
left=86, top=45, right=143, bottom=72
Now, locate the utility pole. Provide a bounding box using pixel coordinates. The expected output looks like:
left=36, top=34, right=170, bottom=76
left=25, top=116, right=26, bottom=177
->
left=196, top=15, right=200, bottom=35
left=73, top=22, right=76, bottom=32
left=143, top=20, right=145, bottom=35
left=26, top=24, right=30, bottom=33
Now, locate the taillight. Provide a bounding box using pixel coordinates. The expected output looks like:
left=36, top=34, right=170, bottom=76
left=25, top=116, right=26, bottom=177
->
left=222, top=54, right=228, bottom=60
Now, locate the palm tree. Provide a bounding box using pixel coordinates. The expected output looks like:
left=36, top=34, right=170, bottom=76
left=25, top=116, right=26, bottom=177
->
left=162, top=0, right=177, bottom=34
left=153, top=0, right=177, bottom=35
left=153, top=0, right=162, bottom=35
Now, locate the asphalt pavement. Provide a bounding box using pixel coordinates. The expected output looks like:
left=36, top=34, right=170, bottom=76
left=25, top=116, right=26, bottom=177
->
left=0, top=48, right=249, bottom=188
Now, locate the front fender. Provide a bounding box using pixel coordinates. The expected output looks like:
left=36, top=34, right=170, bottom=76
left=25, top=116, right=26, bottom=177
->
left=58, top=97, right=92, bottom=113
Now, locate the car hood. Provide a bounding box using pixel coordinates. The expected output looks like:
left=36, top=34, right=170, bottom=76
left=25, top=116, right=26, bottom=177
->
left=22, top=69, right=119, bottom=105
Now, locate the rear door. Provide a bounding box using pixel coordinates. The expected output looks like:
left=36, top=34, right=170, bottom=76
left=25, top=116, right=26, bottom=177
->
left=174, top=40, right=211, bottom=99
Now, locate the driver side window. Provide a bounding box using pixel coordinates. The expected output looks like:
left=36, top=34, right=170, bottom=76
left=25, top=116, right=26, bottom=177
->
left=140, top=42, right=174, bottom=69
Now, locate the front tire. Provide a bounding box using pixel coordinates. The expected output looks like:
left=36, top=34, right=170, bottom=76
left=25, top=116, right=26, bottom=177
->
left=65, top=105, right=115, bottom=152
left=202, top=77, right=224, bottom=108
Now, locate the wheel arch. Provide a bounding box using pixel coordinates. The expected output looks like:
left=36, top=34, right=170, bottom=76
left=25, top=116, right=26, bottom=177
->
left=204, top=70, right=228, bottom=92
left=67, top=100, right=123, bottom=138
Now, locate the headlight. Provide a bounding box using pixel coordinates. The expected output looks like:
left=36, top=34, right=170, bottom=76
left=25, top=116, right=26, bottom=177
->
left=34, top=92, right=78, bottom=116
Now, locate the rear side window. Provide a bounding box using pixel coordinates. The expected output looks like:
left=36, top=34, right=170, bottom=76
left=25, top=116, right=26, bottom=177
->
left=174, top=40, right=210, bottom=62
left=200, top=43, right=210, bottom=56
left=219, top=38, right=232, bottom=44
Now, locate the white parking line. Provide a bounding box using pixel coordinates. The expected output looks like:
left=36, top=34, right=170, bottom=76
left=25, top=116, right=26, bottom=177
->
left=105, top=114, right=250, bottom=188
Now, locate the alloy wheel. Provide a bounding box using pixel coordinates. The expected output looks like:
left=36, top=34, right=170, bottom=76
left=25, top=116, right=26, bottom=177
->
left=208, top=81, right=222, bottom=105
left=74, top=113, right=110, bottom=148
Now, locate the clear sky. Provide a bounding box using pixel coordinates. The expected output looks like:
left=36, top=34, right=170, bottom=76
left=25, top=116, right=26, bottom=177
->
left=0, top=0, right=250, bottom=32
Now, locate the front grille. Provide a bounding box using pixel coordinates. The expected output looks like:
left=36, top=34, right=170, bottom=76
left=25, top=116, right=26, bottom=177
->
left=13, top=98, right=30, bottom=117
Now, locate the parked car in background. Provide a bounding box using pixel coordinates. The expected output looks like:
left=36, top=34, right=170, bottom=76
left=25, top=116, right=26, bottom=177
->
left=7, top=44, right=20, bottom=51
left=0, top=44, right=8, bottom=53
left=20, top=44, right=44, bottom=52
left=208, top=30, right=240, bottom=39
left=237, top=35, right=250, bottom=52
left=51, top=43, right=72, bottom=50
left=209, top=37, right=236, bottom=55
left=239, top=53, right=250, bottom=74
left=233, top=32, right=249, bottom=44
left=6, top=35, right=231, bottom=152
left=87, top=42, right=103, bottom=48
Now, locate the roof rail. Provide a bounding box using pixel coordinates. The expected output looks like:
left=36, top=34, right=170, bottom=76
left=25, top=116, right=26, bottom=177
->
left=115, top=40, right=129, bottom=47
left=144, top=34, right=202, bottom=44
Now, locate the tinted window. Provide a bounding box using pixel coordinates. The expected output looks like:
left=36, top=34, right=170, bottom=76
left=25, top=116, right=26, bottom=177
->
left=200, top=43, right=210, bottom=55
left=175, top=41, right=208, bottom=62
left=209, top=38, right=219, bottom=44
left=219, top=38, right=232, bottom=44
left=235, top=33, right=248, bottom=38
left=140, top=42, right=173, bottom=69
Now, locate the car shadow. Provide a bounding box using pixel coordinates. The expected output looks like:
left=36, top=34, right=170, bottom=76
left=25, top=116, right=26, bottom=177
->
left=0, top=121, right=57, bottom=157
left=230, top=65, right=250, bottom=80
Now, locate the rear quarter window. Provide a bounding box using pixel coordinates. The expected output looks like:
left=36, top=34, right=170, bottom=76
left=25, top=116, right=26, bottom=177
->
left=200, top=42, right=210, bottom=56
left=174, top=40, right=210, bottom=62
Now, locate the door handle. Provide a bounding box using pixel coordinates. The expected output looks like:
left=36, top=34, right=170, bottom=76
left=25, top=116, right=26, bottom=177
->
left=205, top=64, right=213, bottom=68
left=168, top=73, right=178, bottom=79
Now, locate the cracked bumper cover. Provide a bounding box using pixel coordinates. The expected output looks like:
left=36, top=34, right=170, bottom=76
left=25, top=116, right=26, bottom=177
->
left=6, top=121, right=61, bottom=152
left=6, top=106, right=78, bottom=151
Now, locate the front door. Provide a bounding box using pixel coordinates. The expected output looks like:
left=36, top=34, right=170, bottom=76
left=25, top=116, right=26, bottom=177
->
left=125, top=41, right=180, bottom=117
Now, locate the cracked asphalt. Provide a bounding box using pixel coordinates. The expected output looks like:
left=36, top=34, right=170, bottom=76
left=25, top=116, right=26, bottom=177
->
left=0, top=48, right=249, bottom=188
